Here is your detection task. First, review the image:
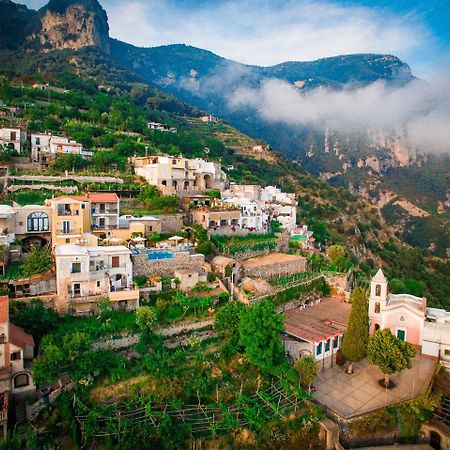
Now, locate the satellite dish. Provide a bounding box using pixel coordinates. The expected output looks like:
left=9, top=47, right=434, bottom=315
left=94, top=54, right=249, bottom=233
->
left=204, top=147, right=210, bottom=154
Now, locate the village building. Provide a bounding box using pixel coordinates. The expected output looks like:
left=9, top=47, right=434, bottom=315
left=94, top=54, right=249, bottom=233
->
left=87, top=192, right=120, bottom=230
left=223, top=184, right=297, bottom=230
left=118, top=215, right=162, bottom=234
left=190, top=198, right=241, bottom=230
left=211, top=255, right=242, bottom=282
left=368, top=269, right=450, bottom=367
left=30, top=134, right=92, bottom=167
left=0, top=127, right=26, bottom=153
left=147, top=122, right=177, bottom=133
left=282, top=297, right=350, bottom=370
left=0, top=204, right=52, bottom=251
left=54, top=245, right=139, bottom=315
left=174, top=268, right=207, bottom=292
left=222, top=197, right=268, bottom=231
left=133, top=155, right=227, bottom=196
left=47, top=196, right=94, bottom=246
left=0, top=296, right=35, bottom=439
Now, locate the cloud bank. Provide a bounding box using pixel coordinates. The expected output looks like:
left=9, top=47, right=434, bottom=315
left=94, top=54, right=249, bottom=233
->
left=225, top=74, right=450, bottom=153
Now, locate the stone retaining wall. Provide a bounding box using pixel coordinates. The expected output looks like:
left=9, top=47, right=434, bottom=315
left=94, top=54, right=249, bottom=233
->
left=132, top=252, right=205, bottom=277
left=157, top=214, right=185, bottom=233
left=243, top=257, right=307, bottom=279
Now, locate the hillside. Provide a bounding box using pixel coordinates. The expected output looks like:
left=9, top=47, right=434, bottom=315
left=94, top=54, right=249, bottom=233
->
left=0, top=0, right=447, bottom=308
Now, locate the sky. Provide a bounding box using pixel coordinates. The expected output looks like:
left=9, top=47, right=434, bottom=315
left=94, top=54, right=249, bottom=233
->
left=19, top=0, right=450, bottom=78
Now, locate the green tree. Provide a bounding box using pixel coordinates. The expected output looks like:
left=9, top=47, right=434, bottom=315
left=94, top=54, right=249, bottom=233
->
left=135, top=306, right=157, bottom=334
left=367, top=329, right=416, bottom=387
left=341, top=287, right=369, bottom=374
left=294, top=354, right=318, bottom=392
left=9, top=299, right=59, bottom=347
left=21, top=247, right=53, bottom=277
left=238, top=299, right=285, bottom=373
left=215, top=301, right=245, bottom=350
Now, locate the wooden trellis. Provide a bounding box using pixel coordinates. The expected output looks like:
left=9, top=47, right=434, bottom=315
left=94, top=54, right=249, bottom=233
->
left=76, top=381, right=305, bottom=440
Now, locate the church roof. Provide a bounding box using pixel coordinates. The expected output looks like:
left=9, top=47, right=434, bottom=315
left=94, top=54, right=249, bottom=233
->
left=372, top=268, right=387, bottom=283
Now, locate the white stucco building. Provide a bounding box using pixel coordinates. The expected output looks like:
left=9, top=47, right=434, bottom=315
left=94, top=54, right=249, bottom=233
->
left=0, top=128, right=26, bottom=153
left=54, top=245, right=139, bottom=314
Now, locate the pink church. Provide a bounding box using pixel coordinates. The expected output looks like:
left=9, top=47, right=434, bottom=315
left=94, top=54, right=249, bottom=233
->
left=368, top=269, right=450, bottom=367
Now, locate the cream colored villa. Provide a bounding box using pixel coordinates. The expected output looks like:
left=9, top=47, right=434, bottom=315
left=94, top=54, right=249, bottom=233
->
left=133, top=155, right=227, bottom=195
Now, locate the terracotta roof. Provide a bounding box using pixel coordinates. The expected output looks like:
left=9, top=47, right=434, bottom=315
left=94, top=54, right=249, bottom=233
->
left=10, top=323, right=34, bottom=348
left=51, top=195, right=88, bottom=202
left=284, top=297, right=351, bottom=343
left=86, top=192, right=119, bottom=202
left=0, top=296, right=8, bottom=323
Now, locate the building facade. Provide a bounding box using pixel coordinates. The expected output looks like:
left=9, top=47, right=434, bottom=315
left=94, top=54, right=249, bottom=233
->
left=0, top=128, right=26, bottom=153
left=133, top=155, right=227, bottom=195
left=368, top=269, right=450, bottom=367
left=54, top=245, right=139, bottom=314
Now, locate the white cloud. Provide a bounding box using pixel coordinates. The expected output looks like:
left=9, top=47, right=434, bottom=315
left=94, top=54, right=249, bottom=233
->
left=227, top=73, right=450, bottom=153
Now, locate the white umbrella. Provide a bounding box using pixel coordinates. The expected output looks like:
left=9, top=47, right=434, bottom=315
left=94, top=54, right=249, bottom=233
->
left=131, top=236, right=147, bottom=242
left=168, top=235, right=184, bottom=241
left=108, top=237, right=124, bottom=244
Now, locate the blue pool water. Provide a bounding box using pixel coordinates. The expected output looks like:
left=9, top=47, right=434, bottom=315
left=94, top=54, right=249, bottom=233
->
left=148, top=250, right=174, bottom=260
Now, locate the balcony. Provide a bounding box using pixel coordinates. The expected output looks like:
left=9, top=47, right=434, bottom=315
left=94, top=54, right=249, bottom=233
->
left=57, top=208, right=75, bottom=216
left=57, top=227, right=83, bottom=235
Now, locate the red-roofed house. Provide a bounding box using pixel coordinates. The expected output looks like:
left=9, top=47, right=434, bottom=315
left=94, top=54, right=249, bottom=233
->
left=87, top=192, right=120, bottom=230
left=282, top=297, right=351, bottom=370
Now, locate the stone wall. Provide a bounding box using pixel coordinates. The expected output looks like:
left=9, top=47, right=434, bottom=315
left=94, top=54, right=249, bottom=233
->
left=157, top=214, right=185, bottom=233
left=243, top=257, right=306, bottom=279
left=132, top=252, right=205, bottom=278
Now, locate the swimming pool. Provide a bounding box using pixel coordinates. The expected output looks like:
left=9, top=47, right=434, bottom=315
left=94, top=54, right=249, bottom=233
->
left=148, top=250, right=174, bottom=260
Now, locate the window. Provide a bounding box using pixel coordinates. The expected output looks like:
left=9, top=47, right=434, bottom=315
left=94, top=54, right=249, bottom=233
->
left=10, top=131, right=16, bottom=141
left=316, top=343, right=322, bottom=356
left=375, top=284, right=381, bottom=296
left=111, top=256, right=120, bottom=268
left=325, top=339, right=331, bottom=352
left=71, top=262, right=81, bottom=273
left=35, top=137, right=40, bottom=145
left=27, top=212, right=49, bottom=232
left=333, top=337, right=339, bottom=348
left=65, top=238, right=70, bottom=244
left=374, top=302, right=380, bottom=313
left=96, top=281, right=101, bottom=288
left=81, top=204, right=85, bottom=209
left=374, top=324, right=380, bottom=331
left=19, top=221, right=23, bottom=226
left=72, top=283, right=81, bottom=296
left=10, top=351, right=21, bottom=361
left=397, top=329, right=406, bottom=341
left=444, top=349, right=450, bottom=356
left=14, top=373, right=29, bottom=388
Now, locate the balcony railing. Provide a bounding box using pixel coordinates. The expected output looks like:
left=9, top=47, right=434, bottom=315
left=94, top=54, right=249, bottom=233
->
left=58, top=227, right=82, bottom=235
left=57, top=209, right=75, bottom=216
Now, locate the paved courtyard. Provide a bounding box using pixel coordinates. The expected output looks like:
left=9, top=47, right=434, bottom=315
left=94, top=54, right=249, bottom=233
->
left=313, top=354, right=436, bottom=419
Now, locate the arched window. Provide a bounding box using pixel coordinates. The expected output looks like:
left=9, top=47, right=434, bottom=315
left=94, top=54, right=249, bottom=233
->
left=374, top=324, right=380, bottom=331
left=374, top=302, right=380, bottom=313
left=27, top=212, right=49, bottom=232
left=14, top=373, right=29, bottom=389
left=375, top=284, right=381, bottom=296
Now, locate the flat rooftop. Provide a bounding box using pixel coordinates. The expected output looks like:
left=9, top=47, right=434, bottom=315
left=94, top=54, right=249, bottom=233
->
left=284, top=297, right=351, bottom=343
left=242, top=252, right=305, bottom=268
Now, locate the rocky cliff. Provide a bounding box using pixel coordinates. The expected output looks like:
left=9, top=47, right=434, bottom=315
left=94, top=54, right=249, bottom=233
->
left=0, top=0, right=110, bottom=54
left=33, top=0, right=110, bottom=54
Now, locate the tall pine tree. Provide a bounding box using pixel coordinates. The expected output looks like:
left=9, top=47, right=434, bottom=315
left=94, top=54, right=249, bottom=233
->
left=341, top=286, right=369, bottom=373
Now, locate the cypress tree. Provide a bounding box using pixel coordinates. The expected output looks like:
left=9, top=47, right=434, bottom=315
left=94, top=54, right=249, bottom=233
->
left=341, top=286, right=369, bottom=374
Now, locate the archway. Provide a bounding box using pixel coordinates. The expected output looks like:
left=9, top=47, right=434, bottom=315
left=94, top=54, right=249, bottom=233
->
left=204, top=174, right=213, bottom=189
left=22, top=236, right=48, bottom=253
